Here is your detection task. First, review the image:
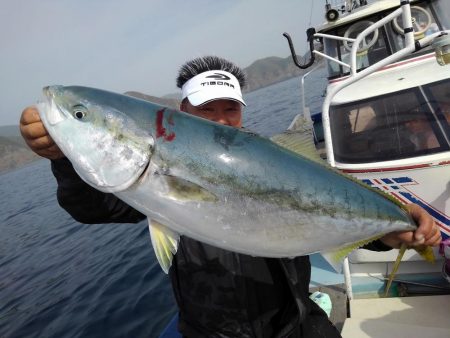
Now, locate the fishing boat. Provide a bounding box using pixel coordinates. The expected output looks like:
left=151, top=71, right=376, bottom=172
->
left=160, top=1, right=450, bottom=336
left=282, top=0, right=450, bottom=336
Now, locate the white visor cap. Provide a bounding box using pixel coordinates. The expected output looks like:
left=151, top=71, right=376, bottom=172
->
left=181, top=70, right=246, bottom=107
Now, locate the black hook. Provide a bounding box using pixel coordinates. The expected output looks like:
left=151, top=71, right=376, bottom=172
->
left=283, top=28, right=316, bottom=70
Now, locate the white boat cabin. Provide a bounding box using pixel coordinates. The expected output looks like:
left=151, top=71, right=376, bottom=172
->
left=320, top=0, right=450, bottom=165
left=297, top=0, right=450, bottom=239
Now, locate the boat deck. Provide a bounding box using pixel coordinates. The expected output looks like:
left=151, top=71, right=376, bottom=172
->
left=311, top=252, right=450, bottom=336
left=160, top=253, right=450, bottom=337
left=310, top=284, right=348, bottom=332
left=341, top=295, right=450, bottom=338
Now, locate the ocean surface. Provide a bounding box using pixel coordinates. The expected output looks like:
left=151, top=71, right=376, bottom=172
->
left=0, top=74, right=327, bottom=338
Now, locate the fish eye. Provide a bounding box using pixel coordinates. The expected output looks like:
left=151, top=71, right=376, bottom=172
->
left=72, top=105, right=88, bottom=120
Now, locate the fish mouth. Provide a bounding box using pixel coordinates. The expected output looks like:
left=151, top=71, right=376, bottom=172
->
left=40, top=85, right=66, bottom=126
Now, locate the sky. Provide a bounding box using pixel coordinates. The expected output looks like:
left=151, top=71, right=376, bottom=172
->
left=0, top=0, right=324, bottom=126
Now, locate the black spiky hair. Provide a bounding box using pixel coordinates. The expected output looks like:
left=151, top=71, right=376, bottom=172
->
left=176, top=55, right=247, bottom=89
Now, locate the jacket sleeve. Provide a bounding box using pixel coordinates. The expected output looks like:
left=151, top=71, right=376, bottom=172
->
left=51, top=158, right=146, bottom=224
left=362, top=240, right=392, bottom=251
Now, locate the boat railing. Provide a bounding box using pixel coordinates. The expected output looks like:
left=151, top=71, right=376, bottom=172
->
left=314, top=4, right=417, bottom=75
left=300, top=63, right=323, bottom=121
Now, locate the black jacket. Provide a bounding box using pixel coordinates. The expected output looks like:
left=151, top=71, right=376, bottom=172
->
left=51, top=158, right=389, bottom=338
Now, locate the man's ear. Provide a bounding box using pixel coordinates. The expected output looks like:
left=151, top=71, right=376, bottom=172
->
left=180, top=99, right=188, bottom=112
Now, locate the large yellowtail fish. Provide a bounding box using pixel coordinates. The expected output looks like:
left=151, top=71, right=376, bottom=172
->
left=38, top=85, right=433, bottom=273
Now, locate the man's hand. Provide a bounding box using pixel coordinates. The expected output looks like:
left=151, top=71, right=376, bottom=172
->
left=19, top=106, right=65, bottom=160
left=381, top=204, right=441, bottom=249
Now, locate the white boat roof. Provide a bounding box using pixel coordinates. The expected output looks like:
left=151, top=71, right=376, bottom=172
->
left=330, top=53, right=449, bottom=104
left=318, top=0, right=424, bottom=32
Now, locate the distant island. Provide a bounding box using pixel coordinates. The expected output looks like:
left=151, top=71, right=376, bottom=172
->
left=243, top=55, right=306, bottom=93
left=0, top=126, right=40, bottom=173
left=1, top=55, right=308, bottom=174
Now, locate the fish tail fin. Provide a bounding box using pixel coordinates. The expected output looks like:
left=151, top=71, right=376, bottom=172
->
left=148, top=219, right=180, bottom=274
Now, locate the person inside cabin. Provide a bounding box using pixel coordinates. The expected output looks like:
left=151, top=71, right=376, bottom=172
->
left=404, top=107, right=440, bottom=151
left=19, top=56, right=441, bottom=338
left=438, top=100, right=450, bottom=125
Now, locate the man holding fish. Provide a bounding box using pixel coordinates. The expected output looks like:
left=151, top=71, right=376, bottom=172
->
left=20, top=56, right=441, bottom=338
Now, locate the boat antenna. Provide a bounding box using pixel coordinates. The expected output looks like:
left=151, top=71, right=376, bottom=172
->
left=309, top=1, right=314, bottom=27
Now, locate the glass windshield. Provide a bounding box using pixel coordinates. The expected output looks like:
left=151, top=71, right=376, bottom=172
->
left=324, top=1, right=440, bottom=79
left=325, top=17, right=389, bottom=78
left=330, top=79, right=450, bottom=164
left=388, top=2, right=440, bottom=51
left=434, top=0, right=450, bottom=30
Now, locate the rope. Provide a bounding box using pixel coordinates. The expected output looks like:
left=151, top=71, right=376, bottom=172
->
left=309, top=1, right=314, bottom=27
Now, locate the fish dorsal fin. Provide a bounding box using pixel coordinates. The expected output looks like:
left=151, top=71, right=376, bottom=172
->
left=148, top=219, right=179, bottom=274
left=270, top=115, right=324, bottom=164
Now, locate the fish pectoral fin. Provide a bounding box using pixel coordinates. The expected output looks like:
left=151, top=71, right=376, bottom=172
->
left=321, top=234, right=385, bottom=273
left=148, top=219, right=180, bottom=274
left=163, top=175, right=218, bottom=202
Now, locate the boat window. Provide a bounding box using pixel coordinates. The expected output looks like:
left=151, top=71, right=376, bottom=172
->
left=387, top=2, right=439, bottom=52
left=325, top=16, right=389, bottom=78
left=324, top=1, right=444, bottom=79
left=324, top=39, right=342, bottom=78
left=423, top=79, right=450, bottom=129
left=330, top=84, right=450, bottom=164
left=433, top=0, right=450, bottom=30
